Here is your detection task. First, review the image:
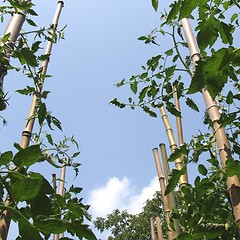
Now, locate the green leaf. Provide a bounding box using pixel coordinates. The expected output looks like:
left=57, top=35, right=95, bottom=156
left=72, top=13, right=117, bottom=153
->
left=2, top=33, right=10, bottom=44
left=30, top=194, right=53, bottom=218
left=186, top=98, right=199, bottom=112
left=13, top=145, right=44, bottom=167
left=151, top=0, right=158, bottom=11
left=168, top=148, right=182, bottom=162
left=167, top=1, right=181, bottom=23
left=46, top=133, right=54, bottom=145
left=109, top=98, right=126, bottom=108
left=0, top=151, right=13, bottom=166
left=16, top=86, right=35, bottom=96
left=142, top=106, right=157, bottom=117
left=12, top=175, right=43, bottom=201
left=226, top=159, right=240, bottom=177
left=38, top=102, right=47, bottom=126
left=198, top=164, right=208, bottom=176
left=139, top=86, right=148, bottom=103
left=179, top=0, right=198, bottom=20
left=165, top=168, right=186, bottom=195
left=18, top=218, right=42, bottom=240
left=196, top=16, right=219, bottom=51
left=165, top=48, right=173, bottom=56
left=226, top=91, right=233, bottom=104
left=188, top=60, right=206, bottom=94
left=219, top=21, right=233, bottom=45
left=34, top=217, right=68, bottom=234
left=130, top=81, right=138, bottom=94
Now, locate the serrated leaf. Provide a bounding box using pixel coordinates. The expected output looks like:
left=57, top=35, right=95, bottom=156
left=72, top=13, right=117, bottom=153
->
left=168, top=148, right=182, bottom=162
left=167, top=1, right=181, bottom=23
left=38, top=102, right=47, bottom=126
left=165, top=168, right=186, bottom=195
left=219, top=21, right=233, bottom=45
left=142, top=106, right=157, bottom=117
left=130, top=81, right=138, bottom=94
left=139, top=86, right=148, bottom=103
left=186, top=98, right=199, bottom=112
left=179, top=0, right=198, bottom=20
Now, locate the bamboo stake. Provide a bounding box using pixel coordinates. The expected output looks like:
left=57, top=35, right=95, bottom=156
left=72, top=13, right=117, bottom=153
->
left=150, top=217, right=157, bottom=240
left=0, top=2, right=64, bottom=239
left=153, top=148, right=176, bottom=240
left=173, top=88, right=189, bottom=182
left=0, top=1, right=31, bottom=84
left=159, top=143, right=180, bottom=231
left=21, top=1, right=64, bottom=149
left=160, top=106, right=188, bottom=187
left=53, top=159, right=67, bottom=240
left=155, top=216, right=163, bottom=240
left=0, top=3, right=31, bottom=239
left=181, top=17, right=240, bottom=232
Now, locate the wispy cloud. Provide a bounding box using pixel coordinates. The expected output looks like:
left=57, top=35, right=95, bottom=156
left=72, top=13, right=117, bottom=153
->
left=87, top=176, right=159, bottom=219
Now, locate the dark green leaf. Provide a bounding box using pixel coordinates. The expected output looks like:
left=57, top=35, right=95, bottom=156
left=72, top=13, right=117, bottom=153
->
left=198, top=164, right=208, bottom=176
left=0, top=151, right=13, bottom=166
left=167, top=1, right=181, bottom=23
left=179, top=0, right=198, bottom=20
left=151, top=0, right=158, bottom=11
left=168, top=148, right=182, bottom=162
left=219, top=21, right=233, bottom=45
left=226, top=158, right=240, bottom=177
left=18, top=218, right=42, bottom=240
left=13, top=145, right=44, bottom=167
left=226, top=91, right=233, bottom=104
left=165, top=167, right=186, bottom=195
left=130, top=81, right=138, bottom=94
left=186, top=98, right=199, bottom=112
left=38, top=102, right=47, bottom=126
left=139, top=86, right=148, bottom=103
left=142, top=106, right=157, bottom=118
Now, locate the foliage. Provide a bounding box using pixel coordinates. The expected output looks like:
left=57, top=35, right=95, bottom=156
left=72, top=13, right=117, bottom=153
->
left=0, top=1, right=96, bottom=239
left=111, top=0, right=240, bottom=239
left=94, top=191, right=167, bottom=240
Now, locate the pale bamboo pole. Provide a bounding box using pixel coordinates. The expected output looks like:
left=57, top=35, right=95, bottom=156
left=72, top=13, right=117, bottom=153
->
left=21, top=1, right=64, bottom=148
left=159, top=143, right=180, bottom=235
left=160, top=106, right=188, bottom=187
left=150, top=217, right=157, bottom=240
left=155, top=216, right=163, bottom=240
left=153, top=148, right=175, bottom=240
left=173, top=88, right=189, bottom=183
left=0, top=3, right=31, bottom=239
left=53, top=159, right=66, bottom=240
left=0, top=1, right=31, bottom=84
left=181, top=17, right=240, bottom=232
left=0, top=2, right=64, bottom=239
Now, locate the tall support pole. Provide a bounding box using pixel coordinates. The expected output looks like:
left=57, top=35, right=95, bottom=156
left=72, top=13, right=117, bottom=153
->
left=159, top=143, right=180, bottom=234
left=21, top=1, right=64, bottom=149
left=53, top=159, right=66, bottom=240
left=160, top=106, right=188, bottom=187
left=173, top=88, right=188, bottom=182
left=155, top=216, right=163, bottom=240
left=0, top=2, right=64, bottom=240
left=0, top=2, right=30, bottom=240
left=181, top=17, right=240, bottom=233
left=153, top=148, right=176, bottom=239
left=150, top=217, right=157, bottom=240
left=0, top=1, right=31, bottom=84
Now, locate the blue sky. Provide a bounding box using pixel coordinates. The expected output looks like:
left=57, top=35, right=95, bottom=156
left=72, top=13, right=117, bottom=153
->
left=1, top=1, right=205, bottom=239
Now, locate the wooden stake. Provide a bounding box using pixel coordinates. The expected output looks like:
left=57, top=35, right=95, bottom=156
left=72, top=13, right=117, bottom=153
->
left=153, top=148, right=176, bottom=239
left=0, top=2, right=64, bottom=240
left=53, top=159, right=66, bottom=240
left=160, top=106, right=188, bottom=187
left=150, top=217, right=157, bottom=240
left=159, top=143, right=180, bottom=235
left=155, top=216, right=163, bottom=240
left=181, top=17, right=240, bottom=233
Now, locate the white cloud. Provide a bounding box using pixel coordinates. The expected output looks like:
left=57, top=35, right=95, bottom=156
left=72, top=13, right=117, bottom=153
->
left=87, top=176, right=159, bottom=219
